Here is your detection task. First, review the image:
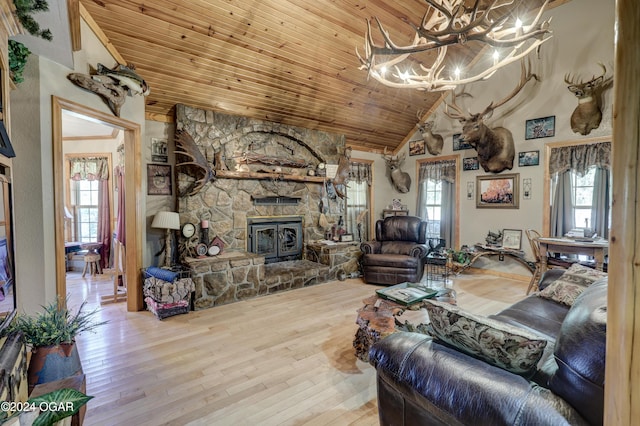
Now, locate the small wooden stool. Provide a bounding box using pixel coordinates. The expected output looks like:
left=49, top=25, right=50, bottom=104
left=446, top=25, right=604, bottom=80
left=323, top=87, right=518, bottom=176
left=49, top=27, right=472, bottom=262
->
left=82, top=253, right=102, bottom=277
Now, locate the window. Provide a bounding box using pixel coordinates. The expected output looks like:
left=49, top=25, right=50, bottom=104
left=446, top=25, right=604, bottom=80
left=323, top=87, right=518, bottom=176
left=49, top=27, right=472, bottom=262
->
left=71, top=180, right=99, bottom=242
left=422, top=179, right=442, bottom=239
left=345, top=160, right=372, bottom=242
left=572, top=167, right=596, bottom=230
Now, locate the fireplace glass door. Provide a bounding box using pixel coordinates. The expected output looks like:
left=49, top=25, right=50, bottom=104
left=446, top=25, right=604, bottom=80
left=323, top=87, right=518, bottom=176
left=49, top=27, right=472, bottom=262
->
left=249, top=218, right=303, bottom=263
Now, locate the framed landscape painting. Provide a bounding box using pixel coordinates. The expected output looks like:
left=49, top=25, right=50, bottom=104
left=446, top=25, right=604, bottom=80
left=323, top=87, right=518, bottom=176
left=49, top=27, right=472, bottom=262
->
left=476, top=173, right=520, bottom=209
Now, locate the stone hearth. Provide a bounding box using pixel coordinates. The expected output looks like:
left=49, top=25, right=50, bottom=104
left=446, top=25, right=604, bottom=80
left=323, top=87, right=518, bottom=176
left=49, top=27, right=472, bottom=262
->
left=185, top=252, right=330, bottom=310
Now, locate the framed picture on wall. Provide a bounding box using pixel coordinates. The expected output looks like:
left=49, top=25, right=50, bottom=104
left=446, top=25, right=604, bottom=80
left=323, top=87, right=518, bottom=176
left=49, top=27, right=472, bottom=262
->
left=476, top=173, right=520, bottom=209
left=518, top=150, right=540, bottom=167
left=502, top=229, right=522, bottom=250
left=525, top=116, right=555, bottom=140
left=453, top=133, right=473, bottom=151
left=147, top=164, right=172, bottom=195
left=463, top=157, right=479, bottom=171
left=151, top=138, right=168, bottom=163
left=409, top=139, right=425, bottom=156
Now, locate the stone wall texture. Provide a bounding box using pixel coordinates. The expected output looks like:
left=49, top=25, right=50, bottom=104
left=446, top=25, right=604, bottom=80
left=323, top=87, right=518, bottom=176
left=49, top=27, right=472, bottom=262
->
left=175, top=103, right=346, bottom=252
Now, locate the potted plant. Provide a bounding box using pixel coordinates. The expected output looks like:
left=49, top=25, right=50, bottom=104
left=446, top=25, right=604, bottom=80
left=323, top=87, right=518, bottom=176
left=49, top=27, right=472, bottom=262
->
left=9, top=297, right=107, bottom=392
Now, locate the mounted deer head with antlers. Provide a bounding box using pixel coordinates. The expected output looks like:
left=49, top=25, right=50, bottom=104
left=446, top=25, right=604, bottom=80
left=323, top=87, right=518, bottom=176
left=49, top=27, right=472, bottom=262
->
left=565, top=63, right=613, bottom=135
left=416, top=111, right=444, bottom=155
left=382, top=147, right=411, bottom=193
left=444, top=60, right=538, bottom=173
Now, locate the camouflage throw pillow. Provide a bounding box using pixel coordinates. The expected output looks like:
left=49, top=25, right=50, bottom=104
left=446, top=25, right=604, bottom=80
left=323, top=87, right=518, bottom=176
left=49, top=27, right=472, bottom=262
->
left=538, top=263, right=607, bottom=306
left=425, top=300, right=548, bottom=375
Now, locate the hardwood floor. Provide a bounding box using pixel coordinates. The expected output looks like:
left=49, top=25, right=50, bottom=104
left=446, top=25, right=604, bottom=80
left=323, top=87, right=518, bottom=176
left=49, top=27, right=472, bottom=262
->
left=65, top=271, right=528, bottom=425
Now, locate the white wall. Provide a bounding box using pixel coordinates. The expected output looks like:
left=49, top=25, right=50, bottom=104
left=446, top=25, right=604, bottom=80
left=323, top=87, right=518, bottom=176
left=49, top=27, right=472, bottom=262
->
left=10, top=20, right=146, bottom=313
left=353, top=0, right=614, bottom=276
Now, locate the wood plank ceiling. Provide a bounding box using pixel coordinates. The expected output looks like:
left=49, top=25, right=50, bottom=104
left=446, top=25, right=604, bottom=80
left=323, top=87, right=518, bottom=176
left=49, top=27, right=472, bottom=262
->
left=80, top=0, right=564, bottom=153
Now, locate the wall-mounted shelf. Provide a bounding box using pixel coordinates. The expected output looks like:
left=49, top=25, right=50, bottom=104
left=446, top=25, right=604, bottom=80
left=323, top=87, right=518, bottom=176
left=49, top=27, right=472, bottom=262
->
left=216, top=170, right=325, bottom=183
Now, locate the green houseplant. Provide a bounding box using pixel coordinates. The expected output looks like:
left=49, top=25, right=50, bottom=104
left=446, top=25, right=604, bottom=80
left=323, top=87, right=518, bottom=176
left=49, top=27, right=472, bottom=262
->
left=10, top=297, right=107, bottom=392
left=8, top=39, right=30, bottom=84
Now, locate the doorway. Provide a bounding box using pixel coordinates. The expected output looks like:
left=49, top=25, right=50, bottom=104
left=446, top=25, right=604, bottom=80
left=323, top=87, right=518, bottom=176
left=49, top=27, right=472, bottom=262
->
left=52, top=97, right=143, bottom=312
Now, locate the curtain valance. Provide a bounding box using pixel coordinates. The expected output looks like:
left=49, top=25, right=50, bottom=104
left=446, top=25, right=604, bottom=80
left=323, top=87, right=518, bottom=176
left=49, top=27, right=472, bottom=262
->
left=69, top=157, right=109, bottom=181
left=418, top=159, right=456, bottom=184
left=349, top=161, right=372, bottom=185
left=549, top=142, right=611, bottom=177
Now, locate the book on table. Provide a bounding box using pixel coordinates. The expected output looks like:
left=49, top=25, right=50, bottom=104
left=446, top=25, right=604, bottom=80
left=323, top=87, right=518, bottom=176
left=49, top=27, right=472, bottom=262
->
left=376, top=282, right=438, bottom=306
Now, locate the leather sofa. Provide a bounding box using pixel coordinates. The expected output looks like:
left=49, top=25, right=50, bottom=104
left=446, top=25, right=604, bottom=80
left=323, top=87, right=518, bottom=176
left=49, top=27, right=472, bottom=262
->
left=368, top=269, right=606, bottom=425
left=360, top=216, right=429, bottom=285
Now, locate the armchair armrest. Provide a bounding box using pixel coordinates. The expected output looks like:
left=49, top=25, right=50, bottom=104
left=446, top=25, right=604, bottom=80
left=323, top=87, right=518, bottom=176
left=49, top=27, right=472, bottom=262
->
left=409, top=244, right=428, bottom=259
left=360, top=241, right=381, bottom=254
left=370, top=332, right=587, bottom=426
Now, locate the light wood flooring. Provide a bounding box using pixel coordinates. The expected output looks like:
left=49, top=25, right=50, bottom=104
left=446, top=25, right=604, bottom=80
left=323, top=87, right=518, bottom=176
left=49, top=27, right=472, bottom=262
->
left=66, top=271, right=529, bottom=426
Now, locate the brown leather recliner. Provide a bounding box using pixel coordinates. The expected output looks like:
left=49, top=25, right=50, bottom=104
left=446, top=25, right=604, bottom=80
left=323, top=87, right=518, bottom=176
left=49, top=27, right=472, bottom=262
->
left=360, top=216, right=429, bottom=285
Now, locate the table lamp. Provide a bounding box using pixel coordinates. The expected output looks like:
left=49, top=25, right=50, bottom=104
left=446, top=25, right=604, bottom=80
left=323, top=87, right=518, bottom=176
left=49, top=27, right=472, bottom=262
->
left=151, top=211, right=180, bottom=268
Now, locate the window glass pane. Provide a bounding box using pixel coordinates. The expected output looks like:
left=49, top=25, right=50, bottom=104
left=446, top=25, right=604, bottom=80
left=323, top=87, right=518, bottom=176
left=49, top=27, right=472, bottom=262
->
left=575, top=188, right=592, bottom=206
left=575, top=209, right=592, bottom=229
left=79, top=192, right=92, bottom=205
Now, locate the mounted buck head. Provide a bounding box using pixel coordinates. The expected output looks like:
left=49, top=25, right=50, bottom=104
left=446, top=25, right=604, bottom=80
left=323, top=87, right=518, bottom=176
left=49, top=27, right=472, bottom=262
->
left=565, top=64, right=613, bottom=135
left=444, top=60, right=538, bottom=173
left=416, top=111, right=444, bottom=155
left=382, top=147, right=411, bottom=193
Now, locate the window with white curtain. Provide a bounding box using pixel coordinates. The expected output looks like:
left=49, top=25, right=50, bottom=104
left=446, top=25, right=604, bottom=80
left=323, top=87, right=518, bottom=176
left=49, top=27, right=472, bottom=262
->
left=71, top=180, right=99, bottom=242
left=421, top=180, right=442, bottom=239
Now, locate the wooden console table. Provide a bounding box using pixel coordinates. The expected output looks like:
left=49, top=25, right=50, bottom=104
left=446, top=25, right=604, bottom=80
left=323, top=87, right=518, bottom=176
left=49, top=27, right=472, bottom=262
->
left=536, top=237, right=609, bottom=273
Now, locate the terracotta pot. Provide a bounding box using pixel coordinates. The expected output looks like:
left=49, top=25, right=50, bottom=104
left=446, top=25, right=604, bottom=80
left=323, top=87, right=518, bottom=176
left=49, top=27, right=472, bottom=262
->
left=27, top=343, right=83, bottom=393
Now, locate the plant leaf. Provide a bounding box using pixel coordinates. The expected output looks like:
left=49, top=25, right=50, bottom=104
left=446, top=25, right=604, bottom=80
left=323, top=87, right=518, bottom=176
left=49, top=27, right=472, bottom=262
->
left=28, top=388, right=93, bottom=426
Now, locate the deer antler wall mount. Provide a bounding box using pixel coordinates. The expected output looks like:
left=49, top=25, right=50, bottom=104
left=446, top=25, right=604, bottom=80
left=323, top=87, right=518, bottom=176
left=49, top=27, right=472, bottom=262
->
left=564, top=63, right=613, bottom=135
left=444, top=59, right=538, bottom=173
left=416, top=110, right=444, bottom=155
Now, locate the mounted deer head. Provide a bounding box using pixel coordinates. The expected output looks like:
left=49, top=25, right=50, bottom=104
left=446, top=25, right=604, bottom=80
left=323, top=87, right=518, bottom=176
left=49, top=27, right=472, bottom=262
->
left=383, top=147, right=411, bottom=193
left=444, top=60, right=538, bottom=173
left=565, top=63, right=613, bottom=135
left=416, top=111, right=444, bottom=155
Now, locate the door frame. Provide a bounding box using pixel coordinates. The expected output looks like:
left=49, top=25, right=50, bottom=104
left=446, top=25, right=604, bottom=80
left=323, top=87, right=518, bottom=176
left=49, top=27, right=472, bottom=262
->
left=52, top=96, right=143, bottom=311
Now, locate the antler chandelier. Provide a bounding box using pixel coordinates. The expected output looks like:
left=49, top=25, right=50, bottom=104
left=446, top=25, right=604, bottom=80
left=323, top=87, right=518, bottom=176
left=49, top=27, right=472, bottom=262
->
left=356, top=0, right=552, bottom=91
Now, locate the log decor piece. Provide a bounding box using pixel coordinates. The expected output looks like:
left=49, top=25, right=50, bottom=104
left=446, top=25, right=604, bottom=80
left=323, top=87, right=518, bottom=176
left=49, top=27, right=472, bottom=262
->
left=606, top=1, right=639, bottom=423
left=234, top=152, right=310, bottom=168
left=216, top=170, right=324, bottom=183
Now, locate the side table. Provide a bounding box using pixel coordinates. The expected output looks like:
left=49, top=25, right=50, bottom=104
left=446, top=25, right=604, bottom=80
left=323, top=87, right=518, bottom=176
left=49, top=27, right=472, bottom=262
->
left=353, top=289, right=457, bottom=362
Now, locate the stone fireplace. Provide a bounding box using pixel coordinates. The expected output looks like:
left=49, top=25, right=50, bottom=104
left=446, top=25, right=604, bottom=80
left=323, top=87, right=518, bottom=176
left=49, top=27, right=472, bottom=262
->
left=174, top=104, right=358, bottom=309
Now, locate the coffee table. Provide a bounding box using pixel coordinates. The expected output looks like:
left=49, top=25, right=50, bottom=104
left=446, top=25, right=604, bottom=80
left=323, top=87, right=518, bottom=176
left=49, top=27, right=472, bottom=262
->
left=353, top=288, right=456, bottom=362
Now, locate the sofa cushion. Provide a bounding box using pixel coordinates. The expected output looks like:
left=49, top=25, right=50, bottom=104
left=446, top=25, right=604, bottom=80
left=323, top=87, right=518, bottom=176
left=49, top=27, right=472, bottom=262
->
left=362, top=253, right=420, bottom=269
left=538, top=263, right=607, bottom=306
left=491, top=294, right=570, bottom=339
left=549, top=278, right=607, bottom=425
left=424, top=300, right=548, bottom=375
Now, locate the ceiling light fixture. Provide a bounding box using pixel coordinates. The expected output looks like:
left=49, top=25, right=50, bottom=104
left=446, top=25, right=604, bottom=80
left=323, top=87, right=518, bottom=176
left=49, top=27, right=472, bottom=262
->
left=356, top=0, right=552, bottom=91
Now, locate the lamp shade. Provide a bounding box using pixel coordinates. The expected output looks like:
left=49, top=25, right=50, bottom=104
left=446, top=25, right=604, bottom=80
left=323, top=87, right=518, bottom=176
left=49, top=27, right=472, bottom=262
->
left=151, top=211, right=180, bottom=230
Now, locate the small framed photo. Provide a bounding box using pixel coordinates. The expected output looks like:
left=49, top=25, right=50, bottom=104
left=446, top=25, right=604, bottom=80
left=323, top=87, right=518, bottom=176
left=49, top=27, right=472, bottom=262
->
left=151, top=138, right=168, bottom=163
left=463, top=157, right=479, bottom=171
left=476, top=173, right=520, bottom=209
left=409, top=140, right=425, bottom=156
left=525, top=116, right=555, bottom=140
left=502, top=229, right=522, bottom=250
left=147, top=164, right=172, bottom=195
left=518, top=150, right=540, bottom=167
left=453, top=133, right=473, bottom=151
left=339, top=234, right=354, bottom=242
